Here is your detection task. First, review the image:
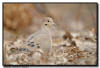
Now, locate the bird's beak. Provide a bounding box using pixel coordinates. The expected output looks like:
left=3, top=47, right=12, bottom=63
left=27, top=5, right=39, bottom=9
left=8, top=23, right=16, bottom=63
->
left=53, top=23, right=56, bottom=26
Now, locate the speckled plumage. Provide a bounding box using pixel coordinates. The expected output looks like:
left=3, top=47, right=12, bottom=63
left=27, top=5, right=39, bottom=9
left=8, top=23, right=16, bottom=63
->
left=24, top=17, right=56, bottom=52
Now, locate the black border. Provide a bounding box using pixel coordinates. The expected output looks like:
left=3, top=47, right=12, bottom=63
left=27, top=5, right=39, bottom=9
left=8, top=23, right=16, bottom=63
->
left=2, top=2, right=99, bottom=67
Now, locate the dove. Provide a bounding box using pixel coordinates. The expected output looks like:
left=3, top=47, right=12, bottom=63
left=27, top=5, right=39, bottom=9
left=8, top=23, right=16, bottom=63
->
left=23, top=17, right=56, bottom=53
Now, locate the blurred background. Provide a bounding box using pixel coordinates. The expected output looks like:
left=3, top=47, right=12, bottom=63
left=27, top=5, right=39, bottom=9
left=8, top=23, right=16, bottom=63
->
left=4, top=3, right=97, bottom=41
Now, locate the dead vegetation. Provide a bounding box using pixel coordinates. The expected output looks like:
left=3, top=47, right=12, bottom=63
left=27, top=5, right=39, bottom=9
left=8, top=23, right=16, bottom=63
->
left=4, top=30, right=97, bottom=65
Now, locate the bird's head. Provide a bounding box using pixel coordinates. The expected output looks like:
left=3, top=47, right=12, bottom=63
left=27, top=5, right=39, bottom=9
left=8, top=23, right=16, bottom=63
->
left=42, top=17, right=56, bottom=30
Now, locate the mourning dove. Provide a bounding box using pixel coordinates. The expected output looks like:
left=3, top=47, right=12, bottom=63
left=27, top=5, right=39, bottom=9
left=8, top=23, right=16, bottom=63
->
left=23, top=17, right=56, bottom=53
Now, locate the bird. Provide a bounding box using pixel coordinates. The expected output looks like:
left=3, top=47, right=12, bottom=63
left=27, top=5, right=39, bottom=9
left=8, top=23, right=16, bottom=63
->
left=22, top=17, right=56, bottom=53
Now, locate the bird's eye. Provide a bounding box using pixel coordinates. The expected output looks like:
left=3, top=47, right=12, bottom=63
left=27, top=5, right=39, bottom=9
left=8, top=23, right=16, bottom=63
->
left=48, top=20, right=50, bottom=22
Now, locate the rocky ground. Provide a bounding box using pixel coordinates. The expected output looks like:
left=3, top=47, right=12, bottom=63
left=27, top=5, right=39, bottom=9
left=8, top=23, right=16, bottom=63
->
left=4, top=30, right=97, bottom=65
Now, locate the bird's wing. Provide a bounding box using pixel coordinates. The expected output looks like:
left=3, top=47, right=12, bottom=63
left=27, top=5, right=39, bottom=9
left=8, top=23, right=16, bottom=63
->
left=25, top=30, right=46, bottom=43
left=24, top=30, right=52, bottom=52
left=33, top=33, right=52, bottom=52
